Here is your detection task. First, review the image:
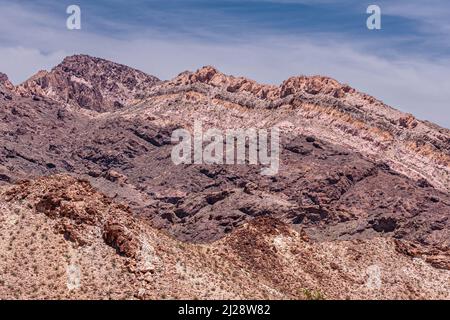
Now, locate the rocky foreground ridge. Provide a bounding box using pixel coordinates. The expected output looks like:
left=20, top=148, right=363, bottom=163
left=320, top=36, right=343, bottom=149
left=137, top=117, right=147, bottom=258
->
left=0, top=175, right=448, bottom=299
left=0, top=55, right=449, bottom=299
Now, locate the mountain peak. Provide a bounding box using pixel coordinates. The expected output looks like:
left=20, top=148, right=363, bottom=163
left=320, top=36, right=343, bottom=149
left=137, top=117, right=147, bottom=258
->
left=169, top=65, right=360, bottom=102
left=171, top=65, right=280, bottom=100
left=173, top=65, right=223, bottom=84
left=16, top=54, right=160, bottom=112
left=280, top=75, right=355, bottom=98
left=61, top=54, right=104, bottom=63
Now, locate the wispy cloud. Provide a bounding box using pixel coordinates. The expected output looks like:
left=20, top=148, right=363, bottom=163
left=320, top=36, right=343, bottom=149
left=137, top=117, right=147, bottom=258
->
left=0, top=0, right=449, bottom=128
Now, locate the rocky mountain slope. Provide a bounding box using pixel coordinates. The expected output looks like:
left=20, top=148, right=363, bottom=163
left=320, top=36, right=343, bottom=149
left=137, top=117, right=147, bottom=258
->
left=16, top=55, right=160, bottom=112
left=1, top=175, right=448, bottom=300
left=0, top=54, right=449, bottom=299
left=135, top=65, right=450, bottom=193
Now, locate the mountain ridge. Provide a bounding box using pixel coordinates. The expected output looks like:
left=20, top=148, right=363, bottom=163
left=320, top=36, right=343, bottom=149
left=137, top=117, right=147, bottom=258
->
left=2, top=54, right=449, bottom=192
left=6, top=54, right=450, bottom=133
left=1, top=54, right=449, bottom=299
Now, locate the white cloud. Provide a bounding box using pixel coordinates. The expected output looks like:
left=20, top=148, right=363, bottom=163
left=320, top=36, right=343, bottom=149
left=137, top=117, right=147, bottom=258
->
left=382, top=0, right=450, bottom=31
left=0, top=1, right=449, bottom=128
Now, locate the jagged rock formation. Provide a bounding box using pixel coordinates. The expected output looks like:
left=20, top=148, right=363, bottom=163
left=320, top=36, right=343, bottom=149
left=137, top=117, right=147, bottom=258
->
left=0, top=55, right=449, bottom=299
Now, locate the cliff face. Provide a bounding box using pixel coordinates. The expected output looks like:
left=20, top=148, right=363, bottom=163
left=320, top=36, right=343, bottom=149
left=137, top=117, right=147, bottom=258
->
left=1, top=55, right=449, bottom=299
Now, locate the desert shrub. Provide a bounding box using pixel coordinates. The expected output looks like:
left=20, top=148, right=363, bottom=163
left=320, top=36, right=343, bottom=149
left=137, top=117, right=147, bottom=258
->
left=302, top=288, right=325, bottom=300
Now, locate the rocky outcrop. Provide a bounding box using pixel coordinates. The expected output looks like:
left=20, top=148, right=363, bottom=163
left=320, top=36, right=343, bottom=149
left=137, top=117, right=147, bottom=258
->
left=103, top=222, right=141, bottom=258
left=0, top=72, right=14, bottom=100
left=16, top=55, right=160, bottom=112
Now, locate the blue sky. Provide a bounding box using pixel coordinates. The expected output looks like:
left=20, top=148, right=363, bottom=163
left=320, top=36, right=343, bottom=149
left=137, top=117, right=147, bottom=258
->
left=1, top=0, right=449, bottom=127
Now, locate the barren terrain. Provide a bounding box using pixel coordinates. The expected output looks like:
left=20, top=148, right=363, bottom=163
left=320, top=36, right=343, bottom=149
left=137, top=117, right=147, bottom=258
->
left=0, top=55, right=449, bottom=299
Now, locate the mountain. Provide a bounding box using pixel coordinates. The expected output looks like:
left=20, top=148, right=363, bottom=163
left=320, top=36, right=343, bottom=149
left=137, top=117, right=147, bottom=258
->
left=0, top=55, right=449, bottom=299
left=1, top=175, right=448, bottom=299
left=15, top=55, right=160, bottom=112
